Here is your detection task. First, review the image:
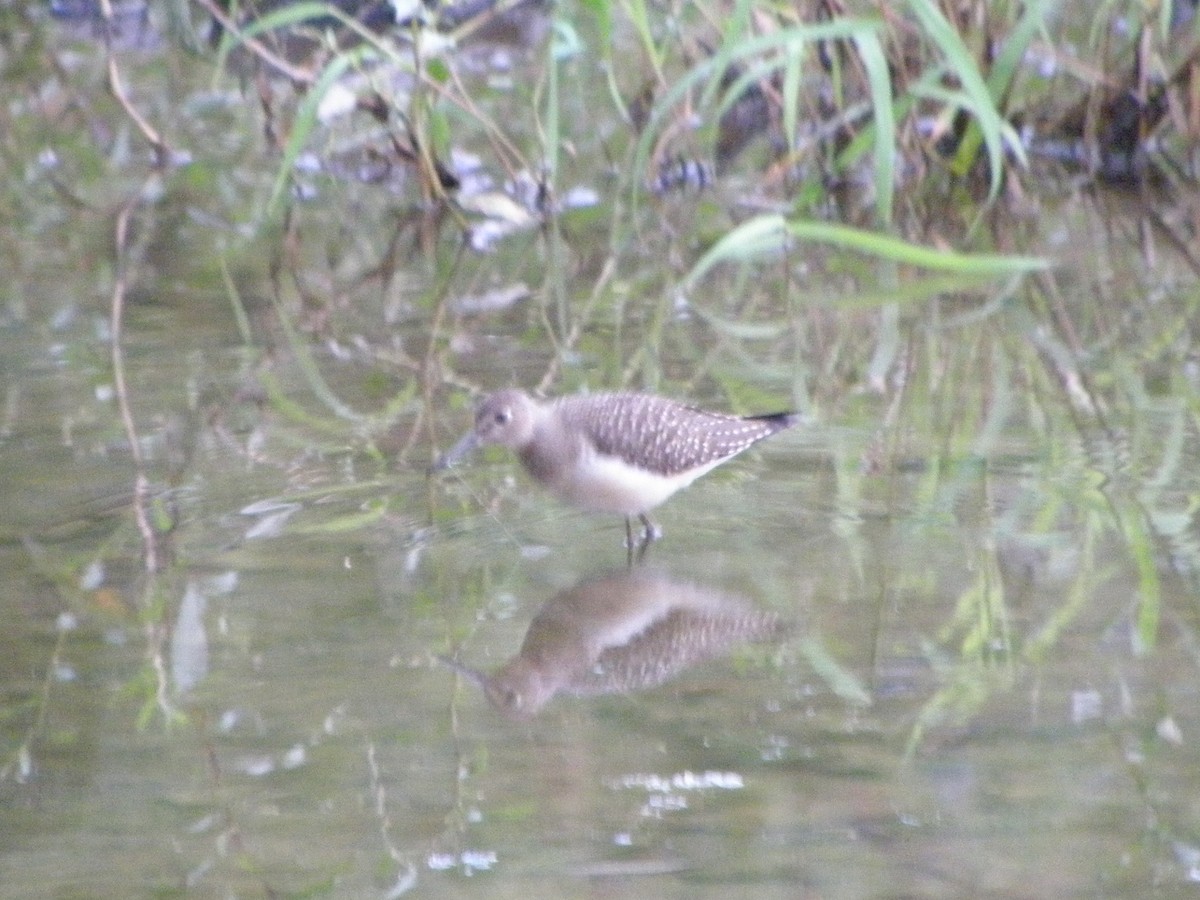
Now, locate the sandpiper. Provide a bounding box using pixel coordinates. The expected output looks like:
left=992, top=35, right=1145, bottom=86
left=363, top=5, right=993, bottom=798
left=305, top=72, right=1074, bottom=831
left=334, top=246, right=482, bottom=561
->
left=439, top=569, right=788, bottom=719
left=433, top=389, right=800, bottom=555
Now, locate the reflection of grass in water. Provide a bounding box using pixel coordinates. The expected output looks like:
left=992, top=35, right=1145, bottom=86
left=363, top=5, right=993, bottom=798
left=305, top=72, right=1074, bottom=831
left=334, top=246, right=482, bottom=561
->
left=859, top=273, right=1181, bottom=754
left=49, top=0, right=1194, bottom=748
left=223, top=167, right=1185, bottom=756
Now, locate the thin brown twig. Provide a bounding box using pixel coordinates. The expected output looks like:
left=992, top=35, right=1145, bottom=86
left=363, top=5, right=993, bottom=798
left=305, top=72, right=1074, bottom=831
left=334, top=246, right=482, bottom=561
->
left=111, top=190, right=165, bottom=574
left=192, top=0, right=318, bottom=86
left=438, top=64, right=529, bottom=179
left=99, top=0, right=168, bottom=159
left=106, top=55, right=167, bottom=156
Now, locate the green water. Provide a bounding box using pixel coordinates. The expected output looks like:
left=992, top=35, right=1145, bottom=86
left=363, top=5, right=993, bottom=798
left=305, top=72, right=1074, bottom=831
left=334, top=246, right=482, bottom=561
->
left=2, top=3, right=1200, bottom=897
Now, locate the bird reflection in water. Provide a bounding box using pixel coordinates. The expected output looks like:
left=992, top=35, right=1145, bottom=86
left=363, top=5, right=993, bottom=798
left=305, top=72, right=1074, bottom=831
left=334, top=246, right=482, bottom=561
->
left=441, top=569, right=790, bottom=720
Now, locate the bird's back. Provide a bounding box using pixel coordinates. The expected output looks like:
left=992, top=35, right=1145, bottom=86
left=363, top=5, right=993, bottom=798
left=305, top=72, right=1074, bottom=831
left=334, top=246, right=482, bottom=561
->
left=554, top=392, right=796, bottom=477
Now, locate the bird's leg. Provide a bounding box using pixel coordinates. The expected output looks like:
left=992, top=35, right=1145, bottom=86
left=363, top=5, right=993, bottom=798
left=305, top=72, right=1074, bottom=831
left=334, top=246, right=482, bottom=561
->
left=639, top=514, right=662, bottom=543
left=634, top=513, right=661, bottom=564
left=624, top=515, right=662, bottom=566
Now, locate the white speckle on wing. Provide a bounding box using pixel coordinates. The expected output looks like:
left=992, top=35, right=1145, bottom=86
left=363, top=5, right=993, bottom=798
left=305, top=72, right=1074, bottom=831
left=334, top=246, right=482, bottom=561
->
left=559, top=393, right=793, bottom=477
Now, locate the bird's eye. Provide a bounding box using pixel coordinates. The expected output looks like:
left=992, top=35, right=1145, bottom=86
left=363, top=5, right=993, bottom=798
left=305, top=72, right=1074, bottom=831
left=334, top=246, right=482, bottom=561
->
left=493, top=409, right=511, bottom=425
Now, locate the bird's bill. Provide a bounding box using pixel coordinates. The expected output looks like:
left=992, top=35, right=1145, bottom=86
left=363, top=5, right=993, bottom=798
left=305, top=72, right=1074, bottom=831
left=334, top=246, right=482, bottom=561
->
left=436, top=654, right=488, bottom=688
left=431, top=429, right=479, bottom=471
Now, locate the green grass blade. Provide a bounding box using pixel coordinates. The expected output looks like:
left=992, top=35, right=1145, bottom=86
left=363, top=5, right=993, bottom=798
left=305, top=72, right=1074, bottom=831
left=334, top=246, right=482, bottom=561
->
left=948, top=0, right=1051, bottom=187
left=685, top=214, right=1049, bottom=289
left=780, top=37, right=804, bottom=158
left=264, top=49, right=360, bottom=217
left=800, top=636, right=873, bottom=707
left=632, top=18, right=883, bottom=203
left=905, top=0, right=1025, bottom=199
left=224, top=1, right=342, bottom=42
left=851, top=29, right=894, bottom=225
left=1124, top=513, right=1162, bottom=655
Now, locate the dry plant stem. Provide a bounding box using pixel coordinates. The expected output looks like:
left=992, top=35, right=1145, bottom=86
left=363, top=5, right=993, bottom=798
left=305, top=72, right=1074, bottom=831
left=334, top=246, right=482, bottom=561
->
left=1140, top=204, right=1200, bottom=276
left=100, top=0, right=166, bottom=158
left=107, top=57, right=165, bottom=154
left=447, top=0, right=535, bottom=44
left=0, top=596, right=71, bottom=783
left=113, top=190, right=181, bottom=725
left=438, top=66, right=528, bottom=178
left=648, top=93, right=701, bottom=177
left=366, top=740, right=418, bottom=887
left=99, top=0, right=183, bottom=718
left=420, top=242, right=466, bottom=464
left=193, top=0, right=317, bottom=85
left=146, top=605, right=180, bottom=721
left=111, top=191, right=166, bottom=575
left=534, top=255, right=619, bottom=395
left=404, top=35, right=452, bottom=206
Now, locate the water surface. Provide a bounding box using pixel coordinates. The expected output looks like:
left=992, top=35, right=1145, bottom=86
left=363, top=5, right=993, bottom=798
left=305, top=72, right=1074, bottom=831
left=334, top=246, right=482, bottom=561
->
left=2, top=4, right=1200, bottom=898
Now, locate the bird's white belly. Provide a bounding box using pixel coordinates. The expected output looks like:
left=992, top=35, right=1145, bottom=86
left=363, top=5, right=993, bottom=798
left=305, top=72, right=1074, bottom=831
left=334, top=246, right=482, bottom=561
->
left=548, top=451, right=721, bottom=515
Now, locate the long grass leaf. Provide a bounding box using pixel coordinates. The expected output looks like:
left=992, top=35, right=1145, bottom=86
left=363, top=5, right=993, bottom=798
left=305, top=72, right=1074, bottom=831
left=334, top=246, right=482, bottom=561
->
left=220, top=254, right=254, bottom=345
left=948, top=0, right=1051, bottom=188
left=987, top=0, right=1052, bottom=101
left=213, top=1, right=337, bottom=77
left=683, top=214, right=791, bottom=287
left=800, top=636, right=873, bottom=706
left=851, top=30, right=894, bottom=225
left=691, top=308, right=789, bottom=340
left=224, top=1, right=342, bottom=42
left=290, top=501, right=391, bottom=534
left=905, top=0, right=1024, bottom=200
left=1124, top=513, right=1161, bottom=654
left=632, top=19, right=882, bottom=202
left=268, top=280, right=366, bottom=425
left=265, top=49, right=360, bottom=217
left=780, top=38, right=804, bottom=158
left=619, top=0, right=664, bottom=81
left=685, top=214, right=1048, bottom=288
left=699, top=0, right=753, bottom=112
left=787, top=220, right=1047, bottom=272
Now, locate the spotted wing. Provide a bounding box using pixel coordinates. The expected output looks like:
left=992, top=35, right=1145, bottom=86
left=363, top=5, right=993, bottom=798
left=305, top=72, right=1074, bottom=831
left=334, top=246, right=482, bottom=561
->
left=556, top=393, right=795, bottom=477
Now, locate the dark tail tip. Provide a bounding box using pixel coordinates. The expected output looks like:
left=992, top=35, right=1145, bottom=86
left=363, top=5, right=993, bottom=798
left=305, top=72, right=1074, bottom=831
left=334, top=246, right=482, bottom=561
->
left=750, top=411, right=805, bottom=431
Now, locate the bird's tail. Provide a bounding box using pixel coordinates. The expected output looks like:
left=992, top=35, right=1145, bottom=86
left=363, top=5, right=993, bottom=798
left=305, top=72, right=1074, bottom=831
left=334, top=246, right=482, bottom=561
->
left=747, top=411, right=804, bottom=431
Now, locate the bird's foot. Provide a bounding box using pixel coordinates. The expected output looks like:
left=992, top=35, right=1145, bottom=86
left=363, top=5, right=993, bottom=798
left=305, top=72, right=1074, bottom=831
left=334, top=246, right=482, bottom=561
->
left=625, top=515, right=661, bottom=567
left=638, top=516, right=663, bottom=544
